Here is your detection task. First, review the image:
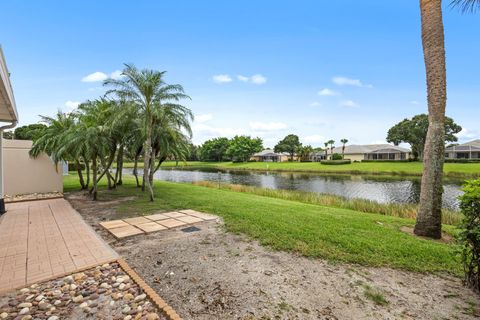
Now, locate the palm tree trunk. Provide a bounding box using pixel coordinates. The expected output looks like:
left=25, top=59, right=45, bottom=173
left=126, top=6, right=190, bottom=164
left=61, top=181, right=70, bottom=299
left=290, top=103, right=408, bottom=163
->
left=75, top=159, right=86, bottom=189
left=148, top=148, right=156, bottom=186
left=116, top=145, right=124, bottom=186
left=143, top=115, right=155, bottom=201
left=83, top=156, right=90, bottom=189
left=133, top=153, right=140, bottom=187
left=414, top=0, right=446, bottom=239
left=92, top=154, right=98, bottom=201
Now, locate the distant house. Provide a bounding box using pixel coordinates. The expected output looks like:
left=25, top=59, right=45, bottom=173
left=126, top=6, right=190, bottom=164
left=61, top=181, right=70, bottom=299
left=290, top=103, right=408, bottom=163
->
left=330, top=144, right=411, bottom=161
left=445, top=140, right=480, bottom=159
left=250, top=149, right=293, bottom=162
left=310, top=152, right=326, bottom=162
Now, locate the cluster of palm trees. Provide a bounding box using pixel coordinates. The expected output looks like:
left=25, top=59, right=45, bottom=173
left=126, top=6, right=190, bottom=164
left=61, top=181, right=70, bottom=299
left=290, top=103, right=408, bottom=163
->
left=31, top=64, right=192, bottom=201
left=322, top=139, right=349, bottom=159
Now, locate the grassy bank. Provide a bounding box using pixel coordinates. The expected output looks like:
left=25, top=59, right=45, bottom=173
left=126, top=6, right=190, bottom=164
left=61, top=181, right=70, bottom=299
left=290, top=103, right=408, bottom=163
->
left=192, top=181, right=462, bottom=225
left=122, top=160, right=480, bottom=178
left=64, top=174, right=461, bottom=275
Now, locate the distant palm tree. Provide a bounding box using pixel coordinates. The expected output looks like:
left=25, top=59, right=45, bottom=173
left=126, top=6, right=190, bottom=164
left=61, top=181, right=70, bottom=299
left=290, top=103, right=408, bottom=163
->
left=340, top=139, right=349, bottom=159
left=415, top=0, right=480, bottom=239
left=105, top=64, right=190, bottom=201
left=328, top=140, right=335, bottom=158
left=324, top=142, right=329, bottom=159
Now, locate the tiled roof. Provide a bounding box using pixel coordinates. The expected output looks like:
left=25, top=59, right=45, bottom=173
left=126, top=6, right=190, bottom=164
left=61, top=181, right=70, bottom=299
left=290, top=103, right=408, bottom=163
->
left=331, top=144, right=410, bottom=154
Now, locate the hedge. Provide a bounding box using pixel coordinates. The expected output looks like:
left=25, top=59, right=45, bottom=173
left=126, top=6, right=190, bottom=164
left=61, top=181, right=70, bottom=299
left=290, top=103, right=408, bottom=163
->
left=320, top=160, right=351, bottom=165
left=445, top=159, right=480, bottom=163
left=361, top=159, right=414, bottom=163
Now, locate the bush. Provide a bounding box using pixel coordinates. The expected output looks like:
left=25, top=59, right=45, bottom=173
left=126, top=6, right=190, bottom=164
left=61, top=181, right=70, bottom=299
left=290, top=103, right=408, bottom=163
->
left=68, top=162, right=85, bottom=171
left=445, top=159, right=480, bottom=163
left=331, top=153, right=343, bottom=160
left=320, top=160, right=351, bottom=165
left=458, top=179, right=480, bottom=293
left=361, top=159, right=414, bottom=163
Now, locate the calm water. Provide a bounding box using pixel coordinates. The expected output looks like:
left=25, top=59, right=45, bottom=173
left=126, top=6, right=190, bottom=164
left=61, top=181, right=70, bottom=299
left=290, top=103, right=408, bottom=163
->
left=127, top=168, right=464, bottom=210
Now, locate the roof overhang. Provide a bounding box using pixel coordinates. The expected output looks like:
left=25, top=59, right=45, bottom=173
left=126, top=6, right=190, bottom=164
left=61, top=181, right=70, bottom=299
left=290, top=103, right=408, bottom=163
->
left=0, top=46, right=18, bottom=123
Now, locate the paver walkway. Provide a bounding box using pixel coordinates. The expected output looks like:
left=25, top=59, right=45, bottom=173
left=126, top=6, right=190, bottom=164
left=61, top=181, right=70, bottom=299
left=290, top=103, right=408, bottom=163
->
left=0, top=198, right=118, bottom=293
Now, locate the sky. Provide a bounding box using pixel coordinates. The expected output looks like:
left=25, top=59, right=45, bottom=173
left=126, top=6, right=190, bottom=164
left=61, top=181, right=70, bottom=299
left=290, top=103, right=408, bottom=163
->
left=1, top=0, right=479, bottom=148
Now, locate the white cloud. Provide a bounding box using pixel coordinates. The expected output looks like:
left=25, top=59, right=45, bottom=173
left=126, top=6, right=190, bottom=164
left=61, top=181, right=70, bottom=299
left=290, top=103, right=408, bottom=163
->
left=81, top=71, right=108, bottom=82
left=65, top=100, right=80, bottom=110
left=250, top=74, right=267, bottom=85
left=303, top=135, right=325, bottom=144
left=110, top=70, right=124, bottom=80
left=458, top=128, right=478, bottom=140
left=340, top=100, right=359, bottom=108
left=237, top=75, right=249, bottom=82
left=249, top=121, right=287, bottom=131
left=332, top=76, right=373, bottom=88
left=309, top=101, right=322, bottom=107
left=195, top=113, right=213, bottom=123
left=193, top=123, right=248, bottom=138
left=212, top=74, right=233, bottom=83
left=410, top=100, right=419, bottom=105
left=318, top=88, right=339, bottom=96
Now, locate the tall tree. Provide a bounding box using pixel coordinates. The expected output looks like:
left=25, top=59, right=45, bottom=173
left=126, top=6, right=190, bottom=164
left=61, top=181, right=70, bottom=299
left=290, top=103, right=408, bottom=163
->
left=415, top=0, right=479, bottom=239
left=387, top=114, right=461, bottom=160
left=328, top=140, right=335, bottom=157
left=324, top=142, right=329, bottom=159
left=105, top=64, right=190, bottom=201
left=298, top=145, right=314, bottom=162
left=14, top=124, right=47, bottom=140
left=226, top=136, right=263, bottom=162
left=340, top=139, right=349, bottom=159
left=274, top=134, right=302, bottom=161
left=199, top=137, right=231, bottom=161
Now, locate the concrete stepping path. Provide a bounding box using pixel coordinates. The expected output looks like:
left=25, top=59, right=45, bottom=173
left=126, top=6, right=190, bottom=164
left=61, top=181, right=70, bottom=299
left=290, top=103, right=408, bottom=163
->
left=100, top=210, right=217, bottom=239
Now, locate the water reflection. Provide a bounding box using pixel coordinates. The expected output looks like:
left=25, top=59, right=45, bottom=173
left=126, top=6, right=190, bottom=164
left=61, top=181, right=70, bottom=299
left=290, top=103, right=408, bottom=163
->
left=125, top=168, right=463, bottom=210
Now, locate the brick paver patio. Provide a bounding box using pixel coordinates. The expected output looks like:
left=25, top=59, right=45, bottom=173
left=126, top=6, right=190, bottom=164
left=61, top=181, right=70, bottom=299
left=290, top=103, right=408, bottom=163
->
left=0, top=198, right=118, bottom=293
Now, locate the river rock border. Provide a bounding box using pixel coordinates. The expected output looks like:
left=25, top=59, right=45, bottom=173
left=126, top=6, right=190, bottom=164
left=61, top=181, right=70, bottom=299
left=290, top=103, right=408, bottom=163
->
left=0, top=259, right=181, bottom=320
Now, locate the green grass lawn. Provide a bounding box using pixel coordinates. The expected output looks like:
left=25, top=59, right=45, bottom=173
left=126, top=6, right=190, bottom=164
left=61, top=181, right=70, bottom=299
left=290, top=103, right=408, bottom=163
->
left=121, top=160, right=480, bottom=178
left=64, top=174, right=462, bottom=275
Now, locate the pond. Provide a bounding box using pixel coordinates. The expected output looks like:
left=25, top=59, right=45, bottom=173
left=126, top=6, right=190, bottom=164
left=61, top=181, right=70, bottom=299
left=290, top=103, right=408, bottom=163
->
left=127, top=168, right=464, bottom=210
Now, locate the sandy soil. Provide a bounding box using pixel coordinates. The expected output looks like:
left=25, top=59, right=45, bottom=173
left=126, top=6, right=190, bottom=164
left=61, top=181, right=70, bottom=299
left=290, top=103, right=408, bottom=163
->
left=67, top=191, right=480, bottom=320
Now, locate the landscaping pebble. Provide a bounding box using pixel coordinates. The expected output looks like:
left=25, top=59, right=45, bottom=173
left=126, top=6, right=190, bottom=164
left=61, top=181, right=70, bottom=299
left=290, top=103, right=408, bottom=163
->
left=0, top=262, right=166, bottom=319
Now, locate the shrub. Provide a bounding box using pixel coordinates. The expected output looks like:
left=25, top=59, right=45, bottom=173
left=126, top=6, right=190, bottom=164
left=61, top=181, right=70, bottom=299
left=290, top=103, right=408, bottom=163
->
left=68, top=162, right=85, bottom=171
left=458, top=179, right=480, bottom=293
left=320, top=160, right=351, bottom=165
left=361, top=159, right=414, bottom=163
left=445, top=159, right=480, bottom=163
left=331, top=153, right=343, bottom=160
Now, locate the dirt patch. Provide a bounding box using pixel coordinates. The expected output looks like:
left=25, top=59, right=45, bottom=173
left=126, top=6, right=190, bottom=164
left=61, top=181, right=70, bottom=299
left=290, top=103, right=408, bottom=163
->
left=67, top=192, right=480, bottom=320
left=400, top=226, right=454, bottom=243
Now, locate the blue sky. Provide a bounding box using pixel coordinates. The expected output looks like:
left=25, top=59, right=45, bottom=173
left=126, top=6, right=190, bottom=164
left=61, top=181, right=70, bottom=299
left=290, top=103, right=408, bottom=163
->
left=1, top=0, right=479, bottom=147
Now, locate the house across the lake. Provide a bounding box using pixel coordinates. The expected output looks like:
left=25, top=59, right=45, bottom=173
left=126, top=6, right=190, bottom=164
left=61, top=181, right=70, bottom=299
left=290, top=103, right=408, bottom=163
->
left=445, top=140, right=480, bottom=159
left=251, top=149, right=294, bottom=162
left=330, top=144, right=411, bottom=161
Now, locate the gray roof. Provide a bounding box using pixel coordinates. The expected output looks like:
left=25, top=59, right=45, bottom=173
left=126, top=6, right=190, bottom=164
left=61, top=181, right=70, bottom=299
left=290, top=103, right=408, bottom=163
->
left=331, top=144, right=410, bottom=155
left=446, top=140, right=480, bottom=152
left=252, top=149, right=289, bottom=157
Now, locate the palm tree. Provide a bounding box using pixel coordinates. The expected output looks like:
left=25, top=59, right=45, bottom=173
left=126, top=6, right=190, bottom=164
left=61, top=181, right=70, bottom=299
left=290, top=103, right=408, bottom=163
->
left=105, top=64, right=190, bottom=201
left=340, top=138, right=348, bottom=159
left=328, top=140, right=335, bottom=158
left=147, top=101, right=193, bottom=184
left=415, top=0, right=479, bottom=239
left=65, top=99, right=117, bottom=200
left=324, top=142, right=329, bottom=159
left=30, top=112, right=89, bottom=188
